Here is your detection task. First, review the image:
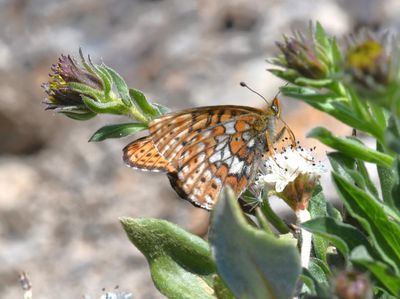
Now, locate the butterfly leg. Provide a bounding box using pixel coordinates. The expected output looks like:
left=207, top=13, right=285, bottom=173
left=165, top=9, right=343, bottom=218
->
left=272, top=127, right=287, bottom=143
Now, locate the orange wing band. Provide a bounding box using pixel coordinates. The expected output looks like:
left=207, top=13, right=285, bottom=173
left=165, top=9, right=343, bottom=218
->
left=123, top=136, right=176, bottom=173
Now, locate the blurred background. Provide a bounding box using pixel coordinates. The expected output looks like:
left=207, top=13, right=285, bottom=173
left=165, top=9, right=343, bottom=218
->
left=0, top=0, right=398, bottom=298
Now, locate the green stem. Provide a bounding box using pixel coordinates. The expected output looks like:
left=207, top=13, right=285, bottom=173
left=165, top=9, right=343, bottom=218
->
left=260, top=198, right=289, bottom=234
left=255, top=207, right=274, bottom=235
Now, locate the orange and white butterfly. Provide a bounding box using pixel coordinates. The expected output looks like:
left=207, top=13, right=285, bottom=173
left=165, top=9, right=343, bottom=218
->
left=123, top=95, right=295, bottom=211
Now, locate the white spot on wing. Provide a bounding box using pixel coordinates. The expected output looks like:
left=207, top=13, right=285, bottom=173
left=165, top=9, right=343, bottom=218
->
left=197, top=153, right=206, bottom=163
left=225, top=156, right=234, bottom=167
left=203, top=170, right=212, bottom=180
left=229, top=156, right=245, bottom=174
left=197, top=142, right=205, bottom=152
left=222, top=146, right=231, bottom=160
left=205, top=195, right=213, bottom=204
left=182, top=165, right=189, bottom=173
left=245, top=165, right=251, bottom=177
left=224, top=122, right=236, bottom=134
left=242, top=132, right=251, bottom=141
left=215, top=141, right=227, bottom=151
left=209, top=151, right=222, bottom=163
left=247, top=138, right=255, bottom=148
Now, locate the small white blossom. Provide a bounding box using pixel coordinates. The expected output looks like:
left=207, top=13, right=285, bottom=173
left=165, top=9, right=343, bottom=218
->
left=256, top=145, right=326, bottom=193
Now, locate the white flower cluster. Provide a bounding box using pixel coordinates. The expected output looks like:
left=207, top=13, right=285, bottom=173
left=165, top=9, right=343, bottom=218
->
left=255, top=145, right=327, bottom=193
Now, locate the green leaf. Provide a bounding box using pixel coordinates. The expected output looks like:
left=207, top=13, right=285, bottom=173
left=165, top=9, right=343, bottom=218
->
left=356, top=159, right=379, bottom=198
left=308, top=127, right=394, bottom=167
left=301, top=267, right=331, bottom=299
left=104, top=66, right=132, bottom=106
left=281, top=86, right=378, bottom=136
left=328, top=152, right=379, bottom=197
left=326, top=202, right=342, bottom=222
left=153, top=102, right=171, bottom=115
left=314, top=22, right=329, bottom=52
left=120, top=217, right=216, bottom=299
left=61, top=110, right=96, bottom=121
left=348, top=88, right=374, bottom=126
left=209, top=188, right=301, bottom=299
left=350, top=246, right=400, bottom=296
left=330, top=101, right=382, bottom=138
left=308, top=185, right=329, bottom=263
left=332, top=172, right=400, bottom=272
left=82, top=95, right=126, bottom=115
left=385, top=115, right=400, bottom=154
left=129, top=88, right=159, bottom=117
left=392, top=157, right=400, bottom=212
left=308, top=258, right=329, bottom=287
left=330, top=38, right=342, bottom=70
left=93, top=65, right=113, bottom=97
left=213, top=276, right=235, bottom=299
left=280, top=85, right=335, bottom=102
left=302, top=217, right=378, bottom=259
left=377, top=141, right=395, bottom=207
left=88, top=122, right=147, bottom=142
left=294, top=77, right=333, bottom=87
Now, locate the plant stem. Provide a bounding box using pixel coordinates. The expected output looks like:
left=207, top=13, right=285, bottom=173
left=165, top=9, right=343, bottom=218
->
left=296, top=209, right=312, bottom=269
left=260, top=198, right=289, bottom=234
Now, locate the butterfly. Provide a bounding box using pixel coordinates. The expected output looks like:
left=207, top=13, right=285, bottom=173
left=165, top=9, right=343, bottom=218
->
left=123, top=90, right=295, bottom=211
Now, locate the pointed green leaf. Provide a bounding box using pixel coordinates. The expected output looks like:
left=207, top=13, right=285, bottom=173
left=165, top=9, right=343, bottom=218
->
left=392, top=157, right=400, bottom=212
left=280, top=85, right=334, bottom=102
left=209, top=188, right=301, bottom=299
left=332, top=172, right=400, bottom=272
left=301, top=267, right=331, bottom=299
left=129, top=89, right=159, bottom=117
left=93, top=65, right=113, bottom=96
left=89, top=122, right=147, bottom=142
left=356, top=159, right=379, bottom=198
left=350, top=246, right=400, bottom=296
left=385, top=116, right=400, bottom=154
left=104, top=66, right=131, bottom=106
left=302, top=217, right=378, bottom=259
left=308, top=127, right=393, bottom=167
left=377, top=141, right=395, bottom=207
left=328, top=152, right=377, bottom=196
left=61, top=110, right=97, bottom=121
left=281, top=87, right=377, bottom=135
left=294, top=77, right=333, bottom=87
left=314, top=22, right=329, bottom=52
left=82, top=96, right=126, bottom=115
left=120, top=217, right=216, bottom=299
left=213, top=276, right=235, bottom=299
left=152, top=102, right=171, bottom=115
left=308, top=185, right=329, bottom=263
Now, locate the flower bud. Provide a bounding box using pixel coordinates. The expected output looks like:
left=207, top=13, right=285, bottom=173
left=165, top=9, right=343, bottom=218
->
left=334, top=271, right=372, bottom=299
left=276, top=36, right=328, bottom=80
left=345, top=37, right=390, bottom=87
left=344, top=31, right=400, bottom=109
left=42, top=51, right=103, bottom=120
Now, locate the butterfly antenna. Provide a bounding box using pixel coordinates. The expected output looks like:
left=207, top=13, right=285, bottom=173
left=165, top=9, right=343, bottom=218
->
left=240, top=82, right=270, bottom=105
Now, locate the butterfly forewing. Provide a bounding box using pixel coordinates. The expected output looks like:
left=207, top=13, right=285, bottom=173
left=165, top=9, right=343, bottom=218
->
left=123, top=136, right=176, bottom=173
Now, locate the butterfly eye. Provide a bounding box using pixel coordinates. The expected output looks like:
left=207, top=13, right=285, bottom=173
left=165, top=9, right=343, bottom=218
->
left=271, top=97, right=281, bottom=116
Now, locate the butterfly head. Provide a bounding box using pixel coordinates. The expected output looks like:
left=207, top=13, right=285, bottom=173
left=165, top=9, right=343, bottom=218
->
left=270, top=97, right=281, bottom=118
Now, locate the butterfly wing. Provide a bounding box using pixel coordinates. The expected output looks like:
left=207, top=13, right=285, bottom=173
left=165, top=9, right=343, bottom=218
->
left=123, top=136, right=176, bottom=173
left=148, top=106, right=268, bottom=210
